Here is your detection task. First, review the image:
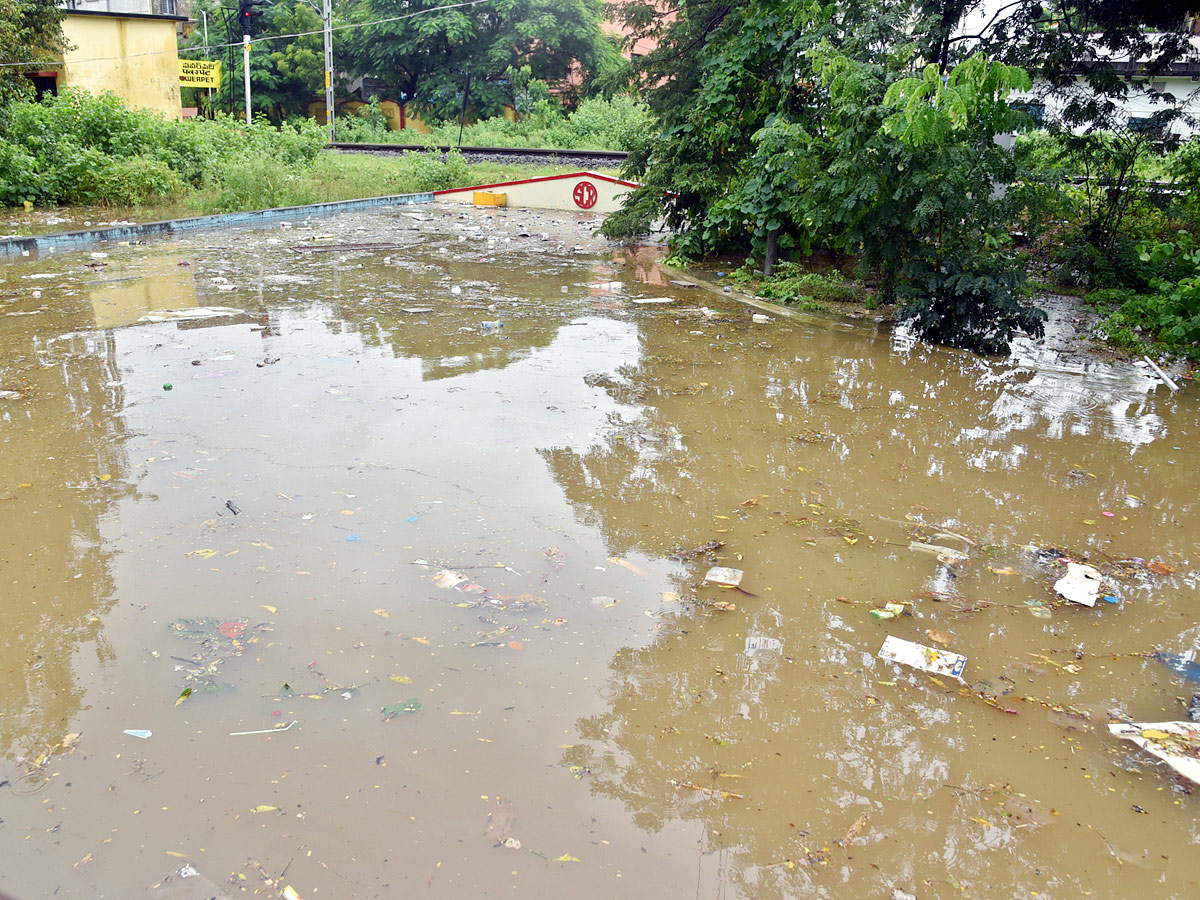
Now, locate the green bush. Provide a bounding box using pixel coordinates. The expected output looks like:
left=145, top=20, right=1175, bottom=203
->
left=0, top=88, right=327, bottom=208
left=759, top=265, right=864, bottom=306
left=1168, top=138, right=1200, bottom=226
left=337, top=94, right=654, bottom=153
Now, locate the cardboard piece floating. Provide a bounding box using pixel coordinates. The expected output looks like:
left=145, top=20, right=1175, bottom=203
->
left=1108, top=720, right=1200, bottom=784
left=878, top=635, right=968, bottom=681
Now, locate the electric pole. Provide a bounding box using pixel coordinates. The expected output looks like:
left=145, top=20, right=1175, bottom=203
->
left=323, top=0, right=335, bottom=142
left=237, top=0, right=265, bottom=122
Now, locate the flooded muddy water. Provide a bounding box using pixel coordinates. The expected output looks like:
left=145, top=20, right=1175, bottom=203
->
left=1, top=203, right=1198, bottom=900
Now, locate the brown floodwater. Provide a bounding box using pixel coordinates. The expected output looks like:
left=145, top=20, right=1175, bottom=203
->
left=1, top=203, right=1197, bottom=900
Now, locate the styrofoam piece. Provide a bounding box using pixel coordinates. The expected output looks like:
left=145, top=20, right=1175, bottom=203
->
left=704, top=566, right=744, bottom=587
left=632, top=297, right=676, bottom=304
left=1108, top=720, right=1200, bottom=784
left=1054, top=562, right=1102, bottom=607
left=878, top=635, right=967, bottom=680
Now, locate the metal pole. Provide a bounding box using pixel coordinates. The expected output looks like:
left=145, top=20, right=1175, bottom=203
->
left=203, top=10, right=212, bottom=117
left=242, top=34, right=252, bottom=122
left=323, top=0, right=335, bottom=142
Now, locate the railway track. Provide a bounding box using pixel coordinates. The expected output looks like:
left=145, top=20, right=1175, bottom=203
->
left=329, top=142, right=628, bottom=167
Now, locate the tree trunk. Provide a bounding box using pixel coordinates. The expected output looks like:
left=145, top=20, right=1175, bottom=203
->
left=763, top=228, right=780, bottom=278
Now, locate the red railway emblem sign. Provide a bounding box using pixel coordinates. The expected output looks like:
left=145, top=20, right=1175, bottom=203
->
left=572, top=180, right=598, bottom=209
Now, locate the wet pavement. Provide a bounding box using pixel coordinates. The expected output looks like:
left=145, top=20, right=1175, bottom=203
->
left=1, top=202, right=1198, bottom=900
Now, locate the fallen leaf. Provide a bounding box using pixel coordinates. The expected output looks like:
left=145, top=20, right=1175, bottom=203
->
left=739, top=498, right=759, bottom=508
left=175, top=687, right=192, bottom=707
left=507, top=641, right=526, bottom=650
left=164, top=851, right=189, bottom=858
left=926, top=629, right=951, bottom=646
left=73, top=854, right=93, bottom=869
left=373, top=609, right=390, bottom=618
left=551, top=617, right=568, bottom=627
left=251, top=541, right=273, bottom=550
left=1148, top=561, right=1176, bottom=575
left=710, top=601, right=737, bottom=612
left=260, top=605, right=277, bottom=614
left=250, top=805, right=279, bottom=813
left=60, top=733, right=82, bottom=751
left=186, top=549, right=217, bottom=559
left=553, top=853, right=581, bottom=862
left=389, top=675, right=412, bottom=684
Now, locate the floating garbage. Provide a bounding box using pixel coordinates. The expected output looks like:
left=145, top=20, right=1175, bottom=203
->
left=138, top=306, right=245, bottom=323
left=1154, top=651, right=1200, bottom=685
left=744, top=635, right=782, bottom=654
left=632, top=297, right=675, bottom=304
left=1108, top=721, right=1200, bottom=785
left=1054, top=562, right=1103, bottom=607
left=909, top=541, right=969, bottom=563
left=481, top=320, right=504, bottom=336
left=229, top=720, right=297, bottom=736
left=704, top=566, right=744, bottom=587
left=123, top=729, right=152, bottom=740
left=382, top=698, right=421, bottom=721
left=147, top=863, right=233, bottom=900
left=878, top=635, right=968, bottom=681
left=751, top=314, right=772, bottom=324
left=869, top=602, right=911, bottom=620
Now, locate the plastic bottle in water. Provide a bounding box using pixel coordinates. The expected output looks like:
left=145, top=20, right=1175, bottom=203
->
left=481, top=320, right=504, bottom=336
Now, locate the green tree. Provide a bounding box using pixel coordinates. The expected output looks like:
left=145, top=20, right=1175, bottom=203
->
left=340, top=0, right=619, bottom=119
left=0, top=0, right=66, bottom=111
left=179, top=0, right=334, bottom=122
left=605, top=1, right=1049, bottom=353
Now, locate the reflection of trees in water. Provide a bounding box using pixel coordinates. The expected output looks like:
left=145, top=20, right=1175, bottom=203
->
left=0, top=305, right=130, bottom=760
left=570, top=614, right=974, bottom=899
left=539, top=318, right=1173, bottom=898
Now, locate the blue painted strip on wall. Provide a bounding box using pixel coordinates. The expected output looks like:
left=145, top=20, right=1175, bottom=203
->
left=0, top=192, right=435, bottom=261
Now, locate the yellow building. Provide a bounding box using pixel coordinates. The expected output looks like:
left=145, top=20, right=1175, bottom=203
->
left=54, top=1, right=188, bottom=118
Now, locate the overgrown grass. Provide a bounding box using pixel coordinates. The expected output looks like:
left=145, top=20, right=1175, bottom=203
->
left=336, top=95, right=655, bottom=153
left=188, top=150, right=591, bottom=212
left=0, top=89, right=598, bottom=216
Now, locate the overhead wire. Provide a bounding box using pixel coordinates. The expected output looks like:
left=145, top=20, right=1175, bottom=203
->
left=0, top=0, right=494, bottom=69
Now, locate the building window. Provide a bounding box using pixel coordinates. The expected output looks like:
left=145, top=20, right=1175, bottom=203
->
left=1127, top=113, right=1169, bottom=140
